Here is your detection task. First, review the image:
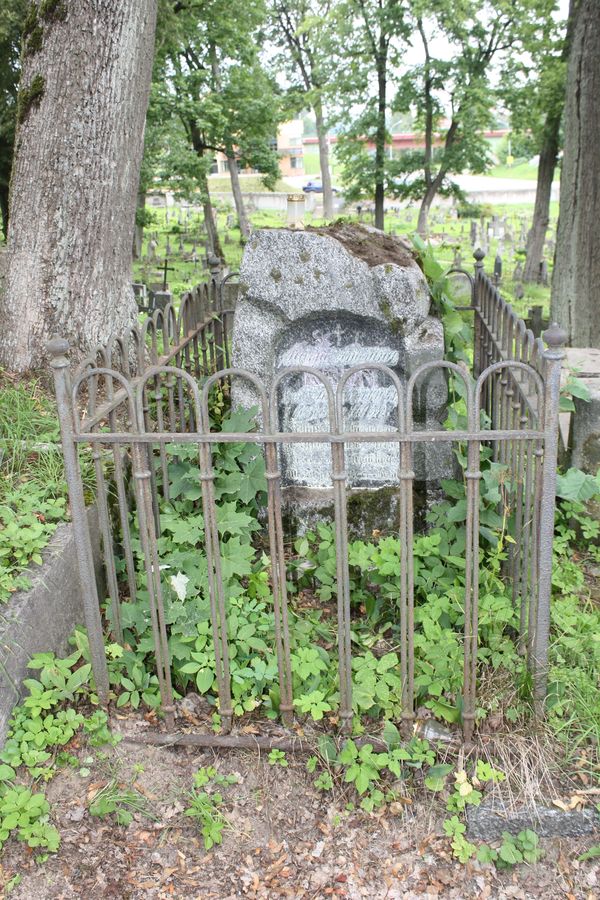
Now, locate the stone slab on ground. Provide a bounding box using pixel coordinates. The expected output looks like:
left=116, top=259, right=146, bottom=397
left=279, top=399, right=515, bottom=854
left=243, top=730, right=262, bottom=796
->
left=467, top=800, right=600, bottom=840
left=0, top=507, right=103, bottom=745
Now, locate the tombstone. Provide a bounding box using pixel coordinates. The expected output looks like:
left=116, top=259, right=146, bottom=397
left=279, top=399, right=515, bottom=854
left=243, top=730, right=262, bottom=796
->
left=165, top=238, right=172, bottom=256
left=147, top=239, right=158, bottom=261
left=453, top=248, right=463, bottom=269
left=132, top=282, right=147, bottom=309
left=226, top=213, right=235, bottom=229
left=539, top=259, right=549, bottom=286
left=491, top=215, right=500, bottom=238
left=493, top=253, right=502, bottom=284
left=470, top=220, right=477, bottom=246
left=231, top=224, right=453, bottom=534
left=178, top=235, right=185, bottom=253
left=513, top=261, right=524, bottom=282
left=514, top=282, right=524, bottom=301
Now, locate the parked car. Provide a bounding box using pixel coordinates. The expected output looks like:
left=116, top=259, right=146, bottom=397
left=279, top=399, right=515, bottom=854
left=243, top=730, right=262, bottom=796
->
left=302, top=180, right=340, bottom=194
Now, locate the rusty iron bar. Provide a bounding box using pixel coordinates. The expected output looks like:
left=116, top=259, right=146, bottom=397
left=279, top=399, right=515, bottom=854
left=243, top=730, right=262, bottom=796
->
left=49, top=253, right=564, bottom=747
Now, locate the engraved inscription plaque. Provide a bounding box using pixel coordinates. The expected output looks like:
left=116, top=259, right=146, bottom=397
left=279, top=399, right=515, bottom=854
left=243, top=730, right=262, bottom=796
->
left=277, top=316, right=402, bottom=488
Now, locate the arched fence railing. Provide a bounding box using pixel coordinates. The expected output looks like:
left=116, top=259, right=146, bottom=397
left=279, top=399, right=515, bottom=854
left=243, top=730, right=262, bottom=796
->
left=48, top=252, right=565, bottom=747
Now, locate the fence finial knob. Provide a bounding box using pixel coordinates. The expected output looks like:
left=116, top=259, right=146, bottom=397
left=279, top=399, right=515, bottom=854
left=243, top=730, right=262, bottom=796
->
left=543, top=321, right=568, bottom=349
left=47, top=336, right=70, bottom=358
left=473, top=248, right=485, bottom=263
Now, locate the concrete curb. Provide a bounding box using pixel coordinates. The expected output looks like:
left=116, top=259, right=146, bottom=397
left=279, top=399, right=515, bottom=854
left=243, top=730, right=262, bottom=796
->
left=0, top=507, right=103, bottom=745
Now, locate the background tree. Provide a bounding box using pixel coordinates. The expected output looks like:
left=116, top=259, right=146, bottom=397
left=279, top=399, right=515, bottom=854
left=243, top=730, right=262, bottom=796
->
left=501, top=0, right=573, bottom=282
left=269, top=0, right=336, bottom=218
left=0, top=0, right=158, bottom=372
left=551, top=0, right=600, bottom=347
left=0, top=0, right=25, bottom=239
left=157, top=0, right=281, bottom=248
left=334, top=0, right=409, bottom=229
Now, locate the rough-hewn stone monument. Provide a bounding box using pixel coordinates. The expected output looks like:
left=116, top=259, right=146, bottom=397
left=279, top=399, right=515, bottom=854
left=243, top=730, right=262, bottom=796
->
left=231, top=223, right=451, bottom=531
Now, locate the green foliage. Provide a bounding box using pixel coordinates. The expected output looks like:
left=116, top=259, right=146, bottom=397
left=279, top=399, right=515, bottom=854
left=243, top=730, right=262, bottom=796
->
left=89, top=776, right=155, bottom=827
left=0, top=645, right=119, bottom=862
left=0, top=784, right=60, bottom=858
left=184, top=766, right=238, bottom=849
left=268, top=749, right=288, bottom=767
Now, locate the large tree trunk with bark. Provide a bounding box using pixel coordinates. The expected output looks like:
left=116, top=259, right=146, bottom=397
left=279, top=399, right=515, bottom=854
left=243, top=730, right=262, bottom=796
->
left=0, top=0, right=158, bottom=373
left=551, top=0, right=600, bottom=347
left=226, top=154, right=250, bottom=242
left=523, top=114, right=560, bottom=283
left=314, top=98, right=333, bottom=219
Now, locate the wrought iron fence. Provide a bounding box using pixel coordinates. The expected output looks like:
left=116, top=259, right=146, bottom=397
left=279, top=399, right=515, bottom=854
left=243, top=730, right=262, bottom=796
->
left=48, top=252, right=565, bottom=746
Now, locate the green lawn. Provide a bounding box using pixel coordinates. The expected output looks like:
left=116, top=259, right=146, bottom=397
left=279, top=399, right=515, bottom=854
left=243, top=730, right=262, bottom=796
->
left=207, top=174, right=291, bottom=193
left=489, top=161, right=553, bottom=181
left=133, top=198, right=555, bottom=320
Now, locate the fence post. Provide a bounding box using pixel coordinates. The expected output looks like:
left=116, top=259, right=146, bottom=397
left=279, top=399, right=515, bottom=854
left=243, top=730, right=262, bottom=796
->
left=48, top=337, right=110, bottom=702
left=473, top=249, right=485, bottom=377
left=532, top=322, right=566, bottom=711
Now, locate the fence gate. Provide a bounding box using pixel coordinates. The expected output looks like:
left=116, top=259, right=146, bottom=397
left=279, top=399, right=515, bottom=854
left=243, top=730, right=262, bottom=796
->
left=49, top=257, right=565, bottom=747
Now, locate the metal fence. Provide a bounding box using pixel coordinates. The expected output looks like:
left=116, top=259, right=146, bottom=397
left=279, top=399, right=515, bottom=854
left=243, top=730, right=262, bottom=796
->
left=48, top=253, right=565, bottom=745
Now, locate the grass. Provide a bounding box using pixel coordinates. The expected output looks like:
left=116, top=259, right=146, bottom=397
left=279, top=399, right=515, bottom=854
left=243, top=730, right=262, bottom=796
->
left=132, top=196, right=555, bottom=318
left=0, top=372, right=60, bottom=490
left=207, top=174, right=291, bottom=193
left=488, top=162, right=556, bottom=182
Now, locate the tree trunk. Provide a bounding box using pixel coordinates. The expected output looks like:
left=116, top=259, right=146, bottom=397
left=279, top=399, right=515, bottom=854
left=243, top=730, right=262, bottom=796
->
left=0, top=0, right=158, bottom=372
left=416, top=194, right=433, bottom=236
left=551, top=0, right=600, bottom=347
left=133, top=190, right=146, bottom=260
left=226, top=153, right=250, bottom=241
left=314, top=98, right=333, bottom=219
left=374, top=55, right=387, bottom=230
left=199, top=169, right=225, bottom=262
left=523, top=115, right=560, bottom=283
left=0, top=186, right=8, bottom=241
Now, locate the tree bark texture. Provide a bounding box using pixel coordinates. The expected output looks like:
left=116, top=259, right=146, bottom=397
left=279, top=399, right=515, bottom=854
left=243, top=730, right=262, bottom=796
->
left=314, top=98, right=333, bottom=219
left=551, top=0, right=600, bottom=347
left=226, top=154, right=250, bottom=241
left=0, top=0, right=158, bottom=372
left=523, top=114, right=560, bottom=282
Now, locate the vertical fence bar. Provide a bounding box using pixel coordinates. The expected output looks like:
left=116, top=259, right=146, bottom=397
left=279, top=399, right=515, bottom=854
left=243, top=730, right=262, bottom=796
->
left=331, top=435, right=353, bottom=735
left=197, top=432, right=233, bottom=732
left=264, top=436, right=294, bottom=727
left=531, top=323, right=566, bottom=710
left=463, top=386, right=482, bottom=744
left=48, top=339, right=110, bottom=703
left=399, top=437, right=415, bottom=731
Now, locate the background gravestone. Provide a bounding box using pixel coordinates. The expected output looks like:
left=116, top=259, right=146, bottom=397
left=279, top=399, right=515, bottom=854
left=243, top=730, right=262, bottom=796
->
left=231, top=223, right=452, bottom=534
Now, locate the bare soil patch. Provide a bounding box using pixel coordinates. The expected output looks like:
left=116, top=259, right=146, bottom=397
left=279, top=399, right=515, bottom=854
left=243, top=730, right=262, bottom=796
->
left=0, top=714, right=598, bottom=900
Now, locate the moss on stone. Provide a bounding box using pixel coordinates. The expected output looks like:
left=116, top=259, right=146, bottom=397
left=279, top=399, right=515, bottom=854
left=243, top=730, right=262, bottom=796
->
left=299, top=250, right=310, bottom=263
left=294, top=275, right=304, bottom=285
left=270, top=268, right=282, bottom=282
left=377, top=298, right=404, bottom=337
left=17, top=74, right=45, bottom=125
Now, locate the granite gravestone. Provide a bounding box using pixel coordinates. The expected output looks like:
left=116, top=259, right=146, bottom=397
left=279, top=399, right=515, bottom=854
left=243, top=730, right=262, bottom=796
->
left=231, top=225, right=452, bottom=532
